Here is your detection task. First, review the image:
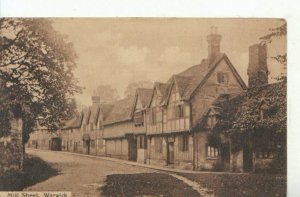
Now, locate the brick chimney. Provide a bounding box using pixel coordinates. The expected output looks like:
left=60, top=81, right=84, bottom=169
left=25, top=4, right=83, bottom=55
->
left=207, top=26, right=222, bottom=64
left=91, top=96, right=100, bottom=106
left=247, top=43, right=269, bottom=88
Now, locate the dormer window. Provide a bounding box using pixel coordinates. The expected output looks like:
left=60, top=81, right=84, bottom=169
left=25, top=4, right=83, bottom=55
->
left=217, top=72, right=229, bottom=84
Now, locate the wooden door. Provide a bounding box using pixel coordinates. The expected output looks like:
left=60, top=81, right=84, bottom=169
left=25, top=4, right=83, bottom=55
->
left=128, top=135, right=137, bottom=161
left=167, top=142, right=174, bottom=164
left=86, top=141, right=90, bottom=155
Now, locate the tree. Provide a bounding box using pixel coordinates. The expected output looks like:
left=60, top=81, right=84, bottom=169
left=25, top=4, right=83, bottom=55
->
left=93, top=85, right=120, bottom=104
left=124, top=80, right=153, bottom=97
left=0, top=18, right=81, bottom=144
left=260, top=20, right=287, bottom=81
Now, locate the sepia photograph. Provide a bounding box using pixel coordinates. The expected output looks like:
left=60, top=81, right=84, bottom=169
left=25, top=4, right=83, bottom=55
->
left=0, top=18, right=287, bottom=196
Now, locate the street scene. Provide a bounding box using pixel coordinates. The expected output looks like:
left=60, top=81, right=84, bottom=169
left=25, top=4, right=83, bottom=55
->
left=1, top=18, right=287, bottom=196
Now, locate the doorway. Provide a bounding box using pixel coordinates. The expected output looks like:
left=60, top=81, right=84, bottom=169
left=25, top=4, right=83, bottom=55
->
left=127, top=134, right=137, bottom=161
left=86, top=140, right=90, bottom=155
left=167, top=142, right=174, bottom=165
left=243, top=145, right=253, bottom=172
left=221, top=142, right=230, bottom=171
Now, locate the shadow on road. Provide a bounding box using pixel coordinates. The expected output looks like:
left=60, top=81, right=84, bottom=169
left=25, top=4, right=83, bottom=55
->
left=0, top=154, right=59, bottom=191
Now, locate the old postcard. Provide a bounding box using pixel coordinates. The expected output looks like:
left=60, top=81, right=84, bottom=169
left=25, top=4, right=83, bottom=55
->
left=0, top=18, right=287, bottom=196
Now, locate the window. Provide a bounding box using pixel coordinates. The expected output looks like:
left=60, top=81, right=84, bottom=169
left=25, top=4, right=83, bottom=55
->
left=206, top=144, right=220, bottom=158
left=137, top=135, right=147, bottom=149
left=179, top=134, right=189, bottom=152
left=154, top=137, right=163, bottom=153
left=217, top=72, right=229, bottom=84
left=257, top=149, right=274, bottom=159
left=176, top=105, right=184, bottom=118
left=134, top=111, right=144, bottom=126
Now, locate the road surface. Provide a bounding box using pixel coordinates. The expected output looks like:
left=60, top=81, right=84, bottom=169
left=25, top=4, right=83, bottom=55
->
left=25, top=149, right=156, bottom=197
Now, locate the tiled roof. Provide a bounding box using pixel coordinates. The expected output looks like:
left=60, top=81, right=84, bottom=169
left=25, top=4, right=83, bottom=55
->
left=62, top=112, right=83, bottom=129
left=173, top=75, right=193, bottom=98
left=104, top=95, right=136, bottom=125
left=162, top=53, right=246, bottom=102
left=154, top=82, right=169, bottom=97
left=136, top=88, right=153, bottom=108
left=100, top=104, right=114, bottom=121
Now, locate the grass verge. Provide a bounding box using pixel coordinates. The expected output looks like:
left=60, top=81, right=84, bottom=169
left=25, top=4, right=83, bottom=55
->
left=0, top=155, right=59, bottom=191
left=101, top=172, right=200, bottom=197
left=178, top=172, right=286, bottom=197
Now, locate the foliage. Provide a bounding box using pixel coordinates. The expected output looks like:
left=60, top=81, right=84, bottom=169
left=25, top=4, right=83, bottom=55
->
left=0, top=18, right=81, bottom=140
left=214, top=82, right=286, bottom=152
left=124, top=80, right=153, bottom=97
left=260, top=20, right=287, bottom=80
left=93, top=85, right=120, bottom=104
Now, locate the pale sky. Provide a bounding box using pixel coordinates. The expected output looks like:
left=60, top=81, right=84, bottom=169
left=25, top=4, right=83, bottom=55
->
left=52, top=18, right=286, bottom=106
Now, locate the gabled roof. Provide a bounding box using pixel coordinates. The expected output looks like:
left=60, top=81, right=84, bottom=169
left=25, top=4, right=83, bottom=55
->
left=90, top=105, right=100, bottom=124
left=99, top=104, right=114, bottom=121
left=61, top=112, right=83, bottom=130
left=82, top=107, right=91, bottom=125
left=162, top=53, right=247, bottom=104
left=136, top=88, right=153, bottom=109
left=148, top=82, right=171, bottom=107
left=173, top=75, right=193, bottom=98
left=104, top=95, right=136, bottom=125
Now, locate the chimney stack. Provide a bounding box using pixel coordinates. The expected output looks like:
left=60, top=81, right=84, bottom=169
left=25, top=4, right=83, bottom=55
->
left=91, top=95, right=100, bottom=106
left=207, top=26, right=222, bottom=64
left=247, top=43, right=269, bottom=88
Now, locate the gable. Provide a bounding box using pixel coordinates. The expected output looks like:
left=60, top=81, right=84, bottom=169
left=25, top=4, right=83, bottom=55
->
left=135, top=95, right=143, bottom=112
left=191, top=57, right=246, bottom=100
left=150, top=89, right=162, bottom=107
left=166, top=82, right=181, bottom=105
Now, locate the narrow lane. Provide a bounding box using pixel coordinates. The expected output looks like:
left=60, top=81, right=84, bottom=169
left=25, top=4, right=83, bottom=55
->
left=25, top=149, right=156, bottom=197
